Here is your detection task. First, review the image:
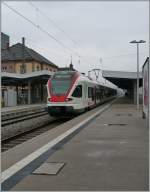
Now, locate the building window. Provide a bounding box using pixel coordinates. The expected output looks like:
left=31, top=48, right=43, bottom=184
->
left=32, top=63, right=34, bottom=72
left=37, top=65, right=40, bottom=71
left=2, top=66, right=7, bottom=71
left=20, top=64, right=26, bottom=74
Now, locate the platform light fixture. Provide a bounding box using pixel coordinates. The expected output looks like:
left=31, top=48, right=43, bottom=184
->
left=129, top=40, right=146, bottom=109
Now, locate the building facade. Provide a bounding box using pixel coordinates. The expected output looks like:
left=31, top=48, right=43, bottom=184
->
left=1, top=33, right=58, bottom=107
left=1, top=37, right=58, bottom=73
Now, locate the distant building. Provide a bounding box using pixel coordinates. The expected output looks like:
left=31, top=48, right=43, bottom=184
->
left=1, top=32, right=9, bottom=50
left=1, top=33, right=58, bottom=73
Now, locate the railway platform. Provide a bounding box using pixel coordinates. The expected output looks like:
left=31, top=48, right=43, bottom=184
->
left=2, top=97, right=149, bottom=191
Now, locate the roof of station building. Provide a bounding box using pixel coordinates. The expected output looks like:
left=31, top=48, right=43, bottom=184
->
left=2, top=43, right=58, bottom=68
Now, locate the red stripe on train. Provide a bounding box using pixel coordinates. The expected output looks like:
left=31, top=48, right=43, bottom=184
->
left=50, top=95, right=66, bottom=102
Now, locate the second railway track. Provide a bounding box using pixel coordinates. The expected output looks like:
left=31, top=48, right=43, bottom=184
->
left=2, top=110, right=48, bottom=126
left=1, top=117, right=70, bottom=152
left=2, top=106, right=72, bottom=144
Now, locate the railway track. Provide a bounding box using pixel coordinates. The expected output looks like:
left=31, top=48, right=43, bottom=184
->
left=1, top=99, right=114, bottom=152
left=1, top=118, right=70, bottom=152
left=2, top=110, right=48, bottom=127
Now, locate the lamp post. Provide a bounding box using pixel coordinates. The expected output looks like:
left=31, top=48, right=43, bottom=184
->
left=130, top=40, right=146, bottom=109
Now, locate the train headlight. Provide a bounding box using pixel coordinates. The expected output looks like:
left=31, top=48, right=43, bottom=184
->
left=65, top=98, right=73, bottom=102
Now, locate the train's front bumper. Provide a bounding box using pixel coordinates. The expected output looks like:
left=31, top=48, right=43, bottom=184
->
left=46, top=103, right=84, bottom=116
left=48, top=106, right=73, bottom=114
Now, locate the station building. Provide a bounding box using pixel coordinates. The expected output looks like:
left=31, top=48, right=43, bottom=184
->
left=1, top=32, right=58, bottom=107
left=1, top=33, right=58, bottom=73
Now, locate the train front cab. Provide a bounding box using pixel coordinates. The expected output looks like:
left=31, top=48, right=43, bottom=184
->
left=47, top=81, right=86, bottom=116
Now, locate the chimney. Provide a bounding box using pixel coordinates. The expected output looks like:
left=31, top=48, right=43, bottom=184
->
left=22, top=37, right=25, bottom=46
left=21, top=37, right=26, bottom=74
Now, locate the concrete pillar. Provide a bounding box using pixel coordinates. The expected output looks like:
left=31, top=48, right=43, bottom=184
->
left=40, top=83, right=43, bottom=102
left=16, top=85, right=18, bottom=105
left=28, top=80, right=31, bottom=104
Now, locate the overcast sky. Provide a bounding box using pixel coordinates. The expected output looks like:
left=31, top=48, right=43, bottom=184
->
left=2, top=1, right=149, bottom=77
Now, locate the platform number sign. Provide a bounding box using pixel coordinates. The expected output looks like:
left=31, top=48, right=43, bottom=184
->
left=142, top=58, right=149, bottom=119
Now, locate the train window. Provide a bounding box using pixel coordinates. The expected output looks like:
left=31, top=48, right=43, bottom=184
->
left=88, top=87, right=92, bottom=98
left=51, top=80, right=71, bottom=95
left=72, top=85, right=82, bottom=98
left=88, top=87, right=94, bottom=100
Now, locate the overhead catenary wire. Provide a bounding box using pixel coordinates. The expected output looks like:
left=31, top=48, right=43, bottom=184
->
left=2, top=2, right=81, bottom=59
left=28, top=1, right=92, bottom=65
left=101, top=52, right=147, bottom=60
left=5, top=32, right=80, bottom=69
left=28, top=1, right=81, bottom=49
left=3, top=2, right=146, bottom=70
left=3, top=1, right=93, bottom=66
left=27, top=40, right=71, bottom=66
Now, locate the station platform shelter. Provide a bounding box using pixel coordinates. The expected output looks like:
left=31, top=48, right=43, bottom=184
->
left=102, top=70, right=143, bottom=104
left=1, top=70, right=53, bottom=107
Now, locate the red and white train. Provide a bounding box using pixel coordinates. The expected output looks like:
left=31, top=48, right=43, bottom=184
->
left=47, top=71, right=117, bottom=117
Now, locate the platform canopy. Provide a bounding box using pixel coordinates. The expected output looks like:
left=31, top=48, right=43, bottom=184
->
left=1, top=70, right=54, bottom=86
left=102, top=70, right=143, bottom=90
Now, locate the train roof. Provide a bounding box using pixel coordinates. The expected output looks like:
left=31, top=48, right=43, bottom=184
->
left=78, top=72, right=117, bottom=90
left=52, top=71, right=117, bottom=90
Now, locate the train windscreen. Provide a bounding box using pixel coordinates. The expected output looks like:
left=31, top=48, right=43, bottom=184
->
left=51, top=72, right=75, bottom=95
left=51, top=80, right=71, bottom=95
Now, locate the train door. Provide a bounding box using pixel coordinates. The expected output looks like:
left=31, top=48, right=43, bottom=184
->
left=87, top=86, right=95, bottom=108
left=96, top=86, right=100, bottom=104
left=82, top=82, right=88, bottom=107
